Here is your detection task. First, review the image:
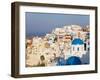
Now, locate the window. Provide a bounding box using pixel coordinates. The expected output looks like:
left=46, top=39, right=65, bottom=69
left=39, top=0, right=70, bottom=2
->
left=77, top=47, right=79, bottom=51
left=84, top=43, right=86, bottom=50
left=88, top=47, right=90, bottom=51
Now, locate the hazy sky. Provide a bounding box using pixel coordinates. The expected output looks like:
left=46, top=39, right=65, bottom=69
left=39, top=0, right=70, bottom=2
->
left=26, top=12, right=89, bottom=38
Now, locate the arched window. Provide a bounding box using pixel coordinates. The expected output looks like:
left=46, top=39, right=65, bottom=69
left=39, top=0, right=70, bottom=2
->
left=84, top=43, right=86, bottom=50
left=77, top=47, right=79, bottom=51
left=88, top=47, right=89, bottom=51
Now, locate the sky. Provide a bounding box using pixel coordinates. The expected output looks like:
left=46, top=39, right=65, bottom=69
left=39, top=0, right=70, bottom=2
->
left=25, top=12, right=89, bottom=38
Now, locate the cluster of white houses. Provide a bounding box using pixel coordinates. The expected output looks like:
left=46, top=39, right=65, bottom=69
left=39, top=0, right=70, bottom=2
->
left=26, top=25, right=90, bottom=67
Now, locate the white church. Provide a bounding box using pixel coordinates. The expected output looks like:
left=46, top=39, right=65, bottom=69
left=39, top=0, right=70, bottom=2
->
left=71, top=38, right=87, bottom=58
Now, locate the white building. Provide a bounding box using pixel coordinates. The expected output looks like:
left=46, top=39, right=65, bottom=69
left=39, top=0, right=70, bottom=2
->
left=71, top=38, right=86, bottom=58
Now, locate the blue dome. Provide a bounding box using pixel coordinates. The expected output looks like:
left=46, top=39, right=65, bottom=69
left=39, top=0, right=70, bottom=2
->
left=66, top=56, right=82, bottom=65
left=56, top=57, right=66, bottom=66
left=72, top=38, right=84, bottom=45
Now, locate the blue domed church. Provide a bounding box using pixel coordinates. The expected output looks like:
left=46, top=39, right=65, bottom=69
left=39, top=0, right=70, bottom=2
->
left=71, top=38, right=85, bottom=58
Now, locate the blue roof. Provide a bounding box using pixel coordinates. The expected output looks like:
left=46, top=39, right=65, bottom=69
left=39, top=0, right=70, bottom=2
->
left=66, top=56, right=82, bottom=65
left=56, top=57, right=66, bottom=66
left=56, top=56, right=82, bottom=66
left=72, top=38, right=84, bottom=45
